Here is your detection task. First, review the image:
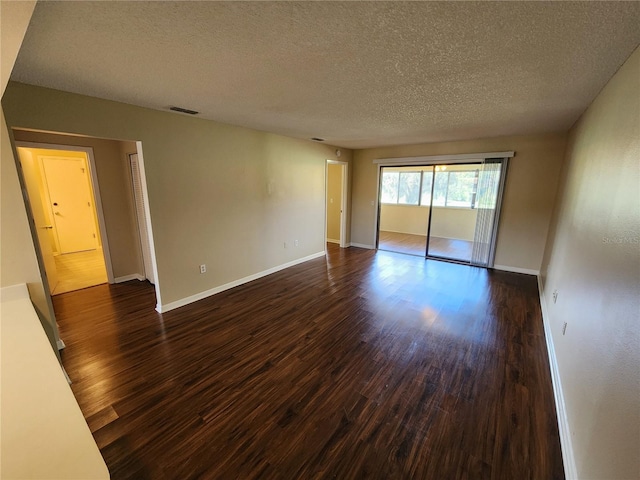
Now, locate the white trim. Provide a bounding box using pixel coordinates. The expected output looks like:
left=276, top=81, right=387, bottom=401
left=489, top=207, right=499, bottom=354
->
left=326, top=238, right=340, bottom=244
left=114, top=274, right=145, bottom=283
left=374, top=166, right=382, bottom=248
left=339, top=162, right=348, bottom=248
left=135, top=142, right=162, bottom=308
left=129, top=153, right=155, bottom=284
left=14, top=141, right=115, bottom=284
left=493, top=264, right=539, bottom=276
left=156, top=251, right=326, bottom=313
left=325, top=160, right=349, bottom=248
left=349, top=243, right=375, bottom=249
left=0, top=284, right=30, bottom=302
left=537, top=276, right=577, bottom=480
left=374, top=151, right=515, bottom=165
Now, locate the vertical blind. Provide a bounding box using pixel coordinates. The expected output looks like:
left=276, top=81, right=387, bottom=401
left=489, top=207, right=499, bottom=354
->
left=470, top=159, right=507, bottom=267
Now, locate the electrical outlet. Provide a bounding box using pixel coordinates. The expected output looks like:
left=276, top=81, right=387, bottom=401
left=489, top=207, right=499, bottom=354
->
left=562, top=322, right=567, bottom=335
left=199, top=264, right=206, bottom=274
left=552, top=290, right=558, bottom=304
left=294, top=239, right=299, bottom=247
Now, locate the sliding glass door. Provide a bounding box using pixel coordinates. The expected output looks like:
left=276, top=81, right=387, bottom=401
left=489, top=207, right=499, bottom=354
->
left=377, top=157, right=508, bottom=268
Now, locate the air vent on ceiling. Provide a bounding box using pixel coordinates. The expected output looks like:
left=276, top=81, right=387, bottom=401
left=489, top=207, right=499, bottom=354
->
left=169, top=106, right=199, bottom=115
left=311, top=137, right=325, bottom=142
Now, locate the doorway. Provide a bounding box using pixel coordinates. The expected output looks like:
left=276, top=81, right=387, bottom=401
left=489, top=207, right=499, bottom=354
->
left=376, top=158, right=508, bottom=267
left=326, top=160, right=348, bottom=248
left=16, top=145, right=111, bottom=295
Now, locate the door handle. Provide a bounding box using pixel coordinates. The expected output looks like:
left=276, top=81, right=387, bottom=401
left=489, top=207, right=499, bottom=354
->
left=41, top=225, right=53, bottom=229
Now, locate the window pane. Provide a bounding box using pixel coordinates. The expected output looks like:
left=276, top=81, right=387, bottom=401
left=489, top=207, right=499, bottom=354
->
left=398, top=172, right=421, bottom=205
left=420, top=171, right=433, bottom=205
left=446, top=171, right=477, bottom=207
left=381, top=171, right=399, bottom=203
left=432, top=171, right=448, bottom=206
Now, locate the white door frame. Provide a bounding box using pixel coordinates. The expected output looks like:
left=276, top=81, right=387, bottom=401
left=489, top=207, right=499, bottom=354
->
left=15, top=141, right=115, bottom=283
left=129, top=153, right=155, bottom=284
left=325, top=160, right=348, bottom=248
left=134, top=142, right=163, bottom=312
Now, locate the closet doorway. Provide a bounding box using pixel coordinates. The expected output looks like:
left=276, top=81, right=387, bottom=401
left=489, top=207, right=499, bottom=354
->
left=376, top=155, right=509, bottom=267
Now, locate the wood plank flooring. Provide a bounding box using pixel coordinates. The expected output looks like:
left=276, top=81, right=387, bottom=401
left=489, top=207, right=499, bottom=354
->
left=52, top=248, right=108, bottom=295
left=379, top=231, right=473, bottom=261
left=54, top=244, right=563, bottom=479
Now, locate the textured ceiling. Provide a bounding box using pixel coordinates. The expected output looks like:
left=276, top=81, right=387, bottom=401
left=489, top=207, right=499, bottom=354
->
left=10, top=1, right=640, bottom=149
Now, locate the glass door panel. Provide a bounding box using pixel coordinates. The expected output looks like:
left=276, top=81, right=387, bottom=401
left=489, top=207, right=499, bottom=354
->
left=426, top=164, right=480, bottom=263
left=378, top=166, right=431, bottom=257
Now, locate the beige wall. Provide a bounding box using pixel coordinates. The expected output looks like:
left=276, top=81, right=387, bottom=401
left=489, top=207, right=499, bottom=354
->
left=0, top=1, right=61, bottom=356
left=540, top=47, right=640, bottom=479
left=0, top=111, right=58, bottom=347
left=2, top=83, right=352, bottom=308
left=0, top=1, right=36, bottom=94
left=380, top=204, right=430, bottom=236
left=326, top=163, right=342, bottom=241
left=14, top=130, right=142, bottom=279
left=431, top=207, right=477, bottom=241
left=352, top=133, right=567, bottom=272
left=380, top=205, right=478, bottom=241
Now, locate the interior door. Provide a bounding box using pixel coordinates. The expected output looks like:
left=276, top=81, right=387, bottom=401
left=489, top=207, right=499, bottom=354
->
left=42, top=156, right=98, bottom=253
left=17, top=148, right=59, bottom=292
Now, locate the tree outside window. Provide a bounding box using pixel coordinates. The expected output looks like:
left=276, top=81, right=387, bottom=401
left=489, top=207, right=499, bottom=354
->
left=382, top=168, right=488, bottom=209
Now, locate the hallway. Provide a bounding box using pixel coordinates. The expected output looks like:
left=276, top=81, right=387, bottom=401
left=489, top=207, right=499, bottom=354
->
left=52, top=248, right=108, bottom=295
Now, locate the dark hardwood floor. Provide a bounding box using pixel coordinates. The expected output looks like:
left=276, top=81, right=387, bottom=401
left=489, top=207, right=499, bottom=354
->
left=54, top=244, right=563, bottom=479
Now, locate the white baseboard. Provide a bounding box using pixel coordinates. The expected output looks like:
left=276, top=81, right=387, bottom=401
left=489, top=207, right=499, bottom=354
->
left=349, top=243, right=375, bottom=249
left=326, top=238, right=340, bottom=244
left=493, top=264, right=540, bottom=276
left=156, top=251, right=326, bottom=313
left=0, top=283, right=30, bottom=302
left=114, top=274, right=146, bottom=283
left=537, top=276, right=577, bottom=480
